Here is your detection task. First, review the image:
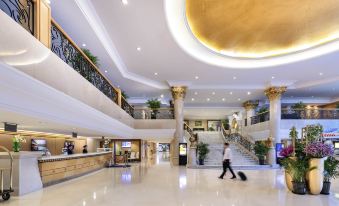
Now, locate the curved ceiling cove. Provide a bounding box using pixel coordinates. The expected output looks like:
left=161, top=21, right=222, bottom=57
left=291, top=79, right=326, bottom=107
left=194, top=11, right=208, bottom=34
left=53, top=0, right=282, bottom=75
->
left=186, top=0, right=339, bottom=58
left=165, top=0, right=339, bottom=68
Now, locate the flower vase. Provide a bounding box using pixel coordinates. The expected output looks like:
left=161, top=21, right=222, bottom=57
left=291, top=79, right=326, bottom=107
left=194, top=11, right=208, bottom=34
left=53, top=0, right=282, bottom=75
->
left=308, top=157, right=326, bottom=195
left=284, top=171, right=293, bottom=192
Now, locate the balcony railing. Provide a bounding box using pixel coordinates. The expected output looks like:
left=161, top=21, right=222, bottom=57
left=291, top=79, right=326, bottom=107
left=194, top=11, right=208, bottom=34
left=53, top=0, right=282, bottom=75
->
left=0, top=0, right=34, bottom=35
left=133, top=108, right=174, bottom=119
left=121, top=97, right=134, bottom=117
left=249, top=111, right=270, bottom=125
left=281, top=108, right=338, bottom=119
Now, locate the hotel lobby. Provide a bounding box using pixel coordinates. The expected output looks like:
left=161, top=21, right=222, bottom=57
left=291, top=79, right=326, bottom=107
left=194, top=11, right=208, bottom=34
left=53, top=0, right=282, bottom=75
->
left=0, top=0, right=338, bottom=205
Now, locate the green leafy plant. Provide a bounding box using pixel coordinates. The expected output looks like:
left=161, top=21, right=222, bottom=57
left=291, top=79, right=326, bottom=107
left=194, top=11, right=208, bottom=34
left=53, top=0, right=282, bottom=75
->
left=254, top=141, right=270, bottom=159
left=197, top=142, right=209, bottom=160
left=285, top=157, right=316, bottom=183
left=289, top=126, right=298, bottom=139
left=305, top=124, right=323, bottom=143
left=324, top=156, right=339, bottom=182
left=82, top=48, right=99, bottom=66
left=257, top=106, right=268, bottom=114
left=208, top=127, right=215, bottom=131
left=221, top=119, right=230, bottom=130
left=121, top=91, right=129, bottom=99
left=146, top=99, right=161, bottom=110
left=292, top=101, right=306, bottom=110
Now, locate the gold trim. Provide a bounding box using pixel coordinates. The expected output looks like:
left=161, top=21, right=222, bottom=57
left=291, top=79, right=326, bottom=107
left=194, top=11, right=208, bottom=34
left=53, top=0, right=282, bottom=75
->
left=265, top=86, right=287, bottom=101
left=243, top=100, right=259, bottom=110
left=171, top=86, right=187, bottom=100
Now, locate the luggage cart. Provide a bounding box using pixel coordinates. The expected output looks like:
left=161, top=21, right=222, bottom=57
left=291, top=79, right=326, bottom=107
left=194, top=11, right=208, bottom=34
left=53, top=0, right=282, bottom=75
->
left=0, top=146, right=13, bottom=201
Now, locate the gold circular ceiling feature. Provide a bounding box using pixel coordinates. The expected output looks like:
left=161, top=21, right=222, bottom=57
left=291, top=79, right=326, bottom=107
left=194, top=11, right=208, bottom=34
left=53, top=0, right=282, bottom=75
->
left=186, top=0, right=339, bottom=58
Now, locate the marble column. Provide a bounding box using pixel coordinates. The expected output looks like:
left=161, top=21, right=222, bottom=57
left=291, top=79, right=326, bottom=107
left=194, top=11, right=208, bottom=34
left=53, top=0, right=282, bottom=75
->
left=171, top=86, right=187, bottom=165
left=265, top=86, right=286, bottom=165
left=243, top=100, right=259, bottom=126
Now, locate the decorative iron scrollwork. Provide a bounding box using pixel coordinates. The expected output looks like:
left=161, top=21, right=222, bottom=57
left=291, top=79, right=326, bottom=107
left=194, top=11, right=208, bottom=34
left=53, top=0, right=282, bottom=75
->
left=51, top=22, right=119, bottom=106
left=121, top=98, right=134, bottom=117
left=0, top=0, right=34, bottom=34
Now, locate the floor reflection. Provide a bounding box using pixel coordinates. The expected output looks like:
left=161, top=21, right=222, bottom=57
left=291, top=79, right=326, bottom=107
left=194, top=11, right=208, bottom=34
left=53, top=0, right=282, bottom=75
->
left=2, top=153, right=339, bottom=206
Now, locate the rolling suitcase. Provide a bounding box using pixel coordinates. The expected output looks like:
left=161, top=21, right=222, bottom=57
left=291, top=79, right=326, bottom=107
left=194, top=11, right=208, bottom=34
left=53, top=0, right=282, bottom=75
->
left=237, top=171, right=247, bottom=181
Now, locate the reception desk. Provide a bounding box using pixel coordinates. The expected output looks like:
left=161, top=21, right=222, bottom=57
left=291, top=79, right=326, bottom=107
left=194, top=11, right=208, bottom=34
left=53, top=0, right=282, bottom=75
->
left=38, top=152, right=112, bottom=186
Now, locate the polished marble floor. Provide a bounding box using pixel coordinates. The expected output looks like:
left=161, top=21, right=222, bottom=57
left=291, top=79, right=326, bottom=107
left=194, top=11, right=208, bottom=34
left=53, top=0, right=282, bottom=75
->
left=2, top=153, right=339, bottom=206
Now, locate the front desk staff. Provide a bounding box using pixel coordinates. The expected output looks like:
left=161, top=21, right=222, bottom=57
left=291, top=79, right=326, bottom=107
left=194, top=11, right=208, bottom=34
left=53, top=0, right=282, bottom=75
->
left=65, top=142, right=75, bottom=155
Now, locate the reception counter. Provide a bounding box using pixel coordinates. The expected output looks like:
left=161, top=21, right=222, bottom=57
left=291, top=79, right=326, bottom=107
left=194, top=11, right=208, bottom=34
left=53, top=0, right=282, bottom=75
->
left=0, top=151, right=112, bottom=196
left=38, top=151, right=112, bottom=186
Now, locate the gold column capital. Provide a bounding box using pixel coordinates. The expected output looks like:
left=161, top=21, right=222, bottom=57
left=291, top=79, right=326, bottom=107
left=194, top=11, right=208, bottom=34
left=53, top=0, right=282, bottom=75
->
left=264, top=86, right=287, bottom=101
left=243, top=100, right=259, bottom=110
left=171, top=86, right=187, bottom=100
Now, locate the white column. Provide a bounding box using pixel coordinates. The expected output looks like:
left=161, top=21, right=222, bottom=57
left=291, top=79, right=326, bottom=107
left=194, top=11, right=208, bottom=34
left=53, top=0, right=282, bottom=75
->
left=243, top=101, right=258, bottom=126
left=265, top=87, right=286, bottom=165
left=171, top=86, right=187, bottom=165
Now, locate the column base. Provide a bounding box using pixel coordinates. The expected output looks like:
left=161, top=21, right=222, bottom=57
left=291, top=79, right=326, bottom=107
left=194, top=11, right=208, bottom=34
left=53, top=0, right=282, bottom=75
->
left=267, top=147, right=276, bottom=166
left=188, top=148, right=197, bottom=167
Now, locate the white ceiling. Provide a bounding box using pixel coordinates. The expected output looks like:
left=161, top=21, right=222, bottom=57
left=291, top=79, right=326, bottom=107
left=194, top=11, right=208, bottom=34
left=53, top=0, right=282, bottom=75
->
left=50, top=0, right=339, bottom=107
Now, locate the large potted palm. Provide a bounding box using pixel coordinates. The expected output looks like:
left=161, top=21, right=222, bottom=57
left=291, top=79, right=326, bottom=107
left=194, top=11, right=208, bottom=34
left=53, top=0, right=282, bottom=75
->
left=146, top=98, right=161, bottom=119
left=321, top=156, right=339, bottom=195
left=254, top=142, right=269, bottom=165
left=197, top=142, right=209, bottom=165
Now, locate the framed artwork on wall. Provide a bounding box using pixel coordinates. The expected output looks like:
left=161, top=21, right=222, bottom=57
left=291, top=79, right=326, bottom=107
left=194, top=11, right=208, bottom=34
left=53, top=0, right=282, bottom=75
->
left=195, top=121, right=202, bottom=127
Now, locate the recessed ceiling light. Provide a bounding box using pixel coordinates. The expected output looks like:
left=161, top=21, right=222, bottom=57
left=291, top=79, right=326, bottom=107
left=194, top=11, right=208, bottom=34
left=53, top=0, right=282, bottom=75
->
left=238, top=98, right=241, bottom=101
left=229, top=91, right=233, bottom=95
left=233, top=76, right=237, bottom=80
left=247, top=91, right=251, bottom=95
left=137, top=47, right=141, bottom=51
left=319, top=72, right=323, bottom=76
left=271, top=76, right=275, bottom=79
left=104, top=70, right=108, bottom=73
left=154, top=72, right=158, bottom=76
left=212, top=92, right=215, bottom=95
left=194, top=92, right=198, bottom=95
left=191, top=98, right=195, bottom=101
left=82, top=43, right=86, bottom=47
left=312, top=96, right=314, bottom=98
left=207, top=98, right=210, bottom=101
left=122, top=0, right=128, bottom=5
left=222, top=98, right=225, bottom=101
left=45, top=0, right=51, bottom=4
left=160, top=94, right=164, bottom=98
left=195, top=76, right=199, bottom=80
left=117, top=85, right=120, bottom=88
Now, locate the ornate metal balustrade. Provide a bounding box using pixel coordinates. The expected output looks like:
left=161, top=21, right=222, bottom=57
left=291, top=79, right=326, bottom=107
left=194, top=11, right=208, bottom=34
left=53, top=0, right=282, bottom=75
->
left=281, top=108, right=338, bottom=119
left=134, top=108, right=174, bottom=119
left=0, top=0, right=34, bottom=34
left=221, top=124, right=257, bottom=159
left=50, top=20, right=120, bottom=105
left=121, top=97, right=134, bottom=117
left=250, top=111, right=270, bottom=125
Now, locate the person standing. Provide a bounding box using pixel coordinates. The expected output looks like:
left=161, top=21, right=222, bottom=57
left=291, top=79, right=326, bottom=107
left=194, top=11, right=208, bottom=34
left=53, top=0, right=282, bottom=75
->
left=219, top=143, right=236, bottom=179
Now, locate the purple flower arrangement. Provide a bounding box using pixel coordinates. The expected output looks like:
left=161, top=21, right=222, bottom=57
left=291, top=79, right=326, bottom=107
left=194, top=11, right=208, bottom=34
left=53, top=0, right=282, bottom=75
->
left=279, top=145, right=294, bottom=158
left=304, top=142, right=334, bottom=158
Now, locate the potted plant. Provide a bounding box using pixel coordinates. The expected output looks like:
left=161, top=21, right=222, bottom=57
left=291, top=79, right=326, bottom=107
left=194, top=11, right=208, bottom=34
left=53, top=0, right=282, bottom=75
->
left=197, top=142, right=209, bottom=165
left=121, top=91, right=129, bottom=99
left=12, top=135, right=26, bottom=152
left=292, top=101, right=306, bottom=118
left=221, top=119, right=230, bottom=130
left=288, top=157, right=316, bottom=195
left=305, top=124, right=323, bottom=143
left=304, top=142, right=334, bottom=194
left=279, top=145, right=294, bottom=191
left=321, top=156, right=339, bottom=195
left=146, top=98, right=161, bottom=119
left=254, top=142, right=269, bottom=165
left=82, top=48, right=100, bottom=66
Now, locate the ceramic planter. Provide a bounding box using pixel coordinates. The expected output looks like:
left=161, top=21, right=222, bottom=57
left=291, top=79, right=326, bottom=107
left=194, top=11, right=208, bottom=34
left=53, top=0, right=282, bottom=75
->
left=292, top=181, right=306, bottom=195
left=284, top=171, right=293, bottom=192
left=320, top=182, right=331, bottom=195
left=308, top=157, right=326, bottom=195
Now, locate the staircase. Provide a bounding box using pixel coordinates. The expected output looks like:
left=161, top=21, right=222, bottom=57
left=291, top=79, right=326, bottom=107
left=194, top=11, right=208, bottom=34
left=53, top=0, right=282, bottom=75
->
left=197, top=132, right=257, bottom=166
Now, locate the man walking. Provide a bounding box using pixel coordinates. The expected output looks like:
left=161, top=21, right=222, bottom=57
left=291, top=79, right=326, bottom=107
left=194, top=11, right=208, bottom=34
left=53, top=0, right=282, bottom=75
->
left=219, top=143, right=236, bottom=179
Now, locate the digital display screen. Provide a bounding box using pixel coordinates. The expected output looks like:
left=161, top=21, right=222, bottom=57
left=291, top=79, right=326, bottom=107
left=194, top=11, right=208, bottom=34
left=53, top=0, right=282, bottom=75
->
left=179, top=144, right=187, bottom=156
left=122, top=141, right=131, bottom=148
left=31, top=139, right=47, bottom=151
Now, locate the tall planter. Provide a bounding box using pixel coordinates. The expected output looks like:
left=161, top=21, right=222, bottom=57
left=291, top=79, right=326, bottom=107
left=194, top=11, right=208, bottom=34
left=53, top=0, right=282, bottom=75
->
left=285, top=171, right=293, bottom=192
left=308, top=157, right=326, bottom=195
